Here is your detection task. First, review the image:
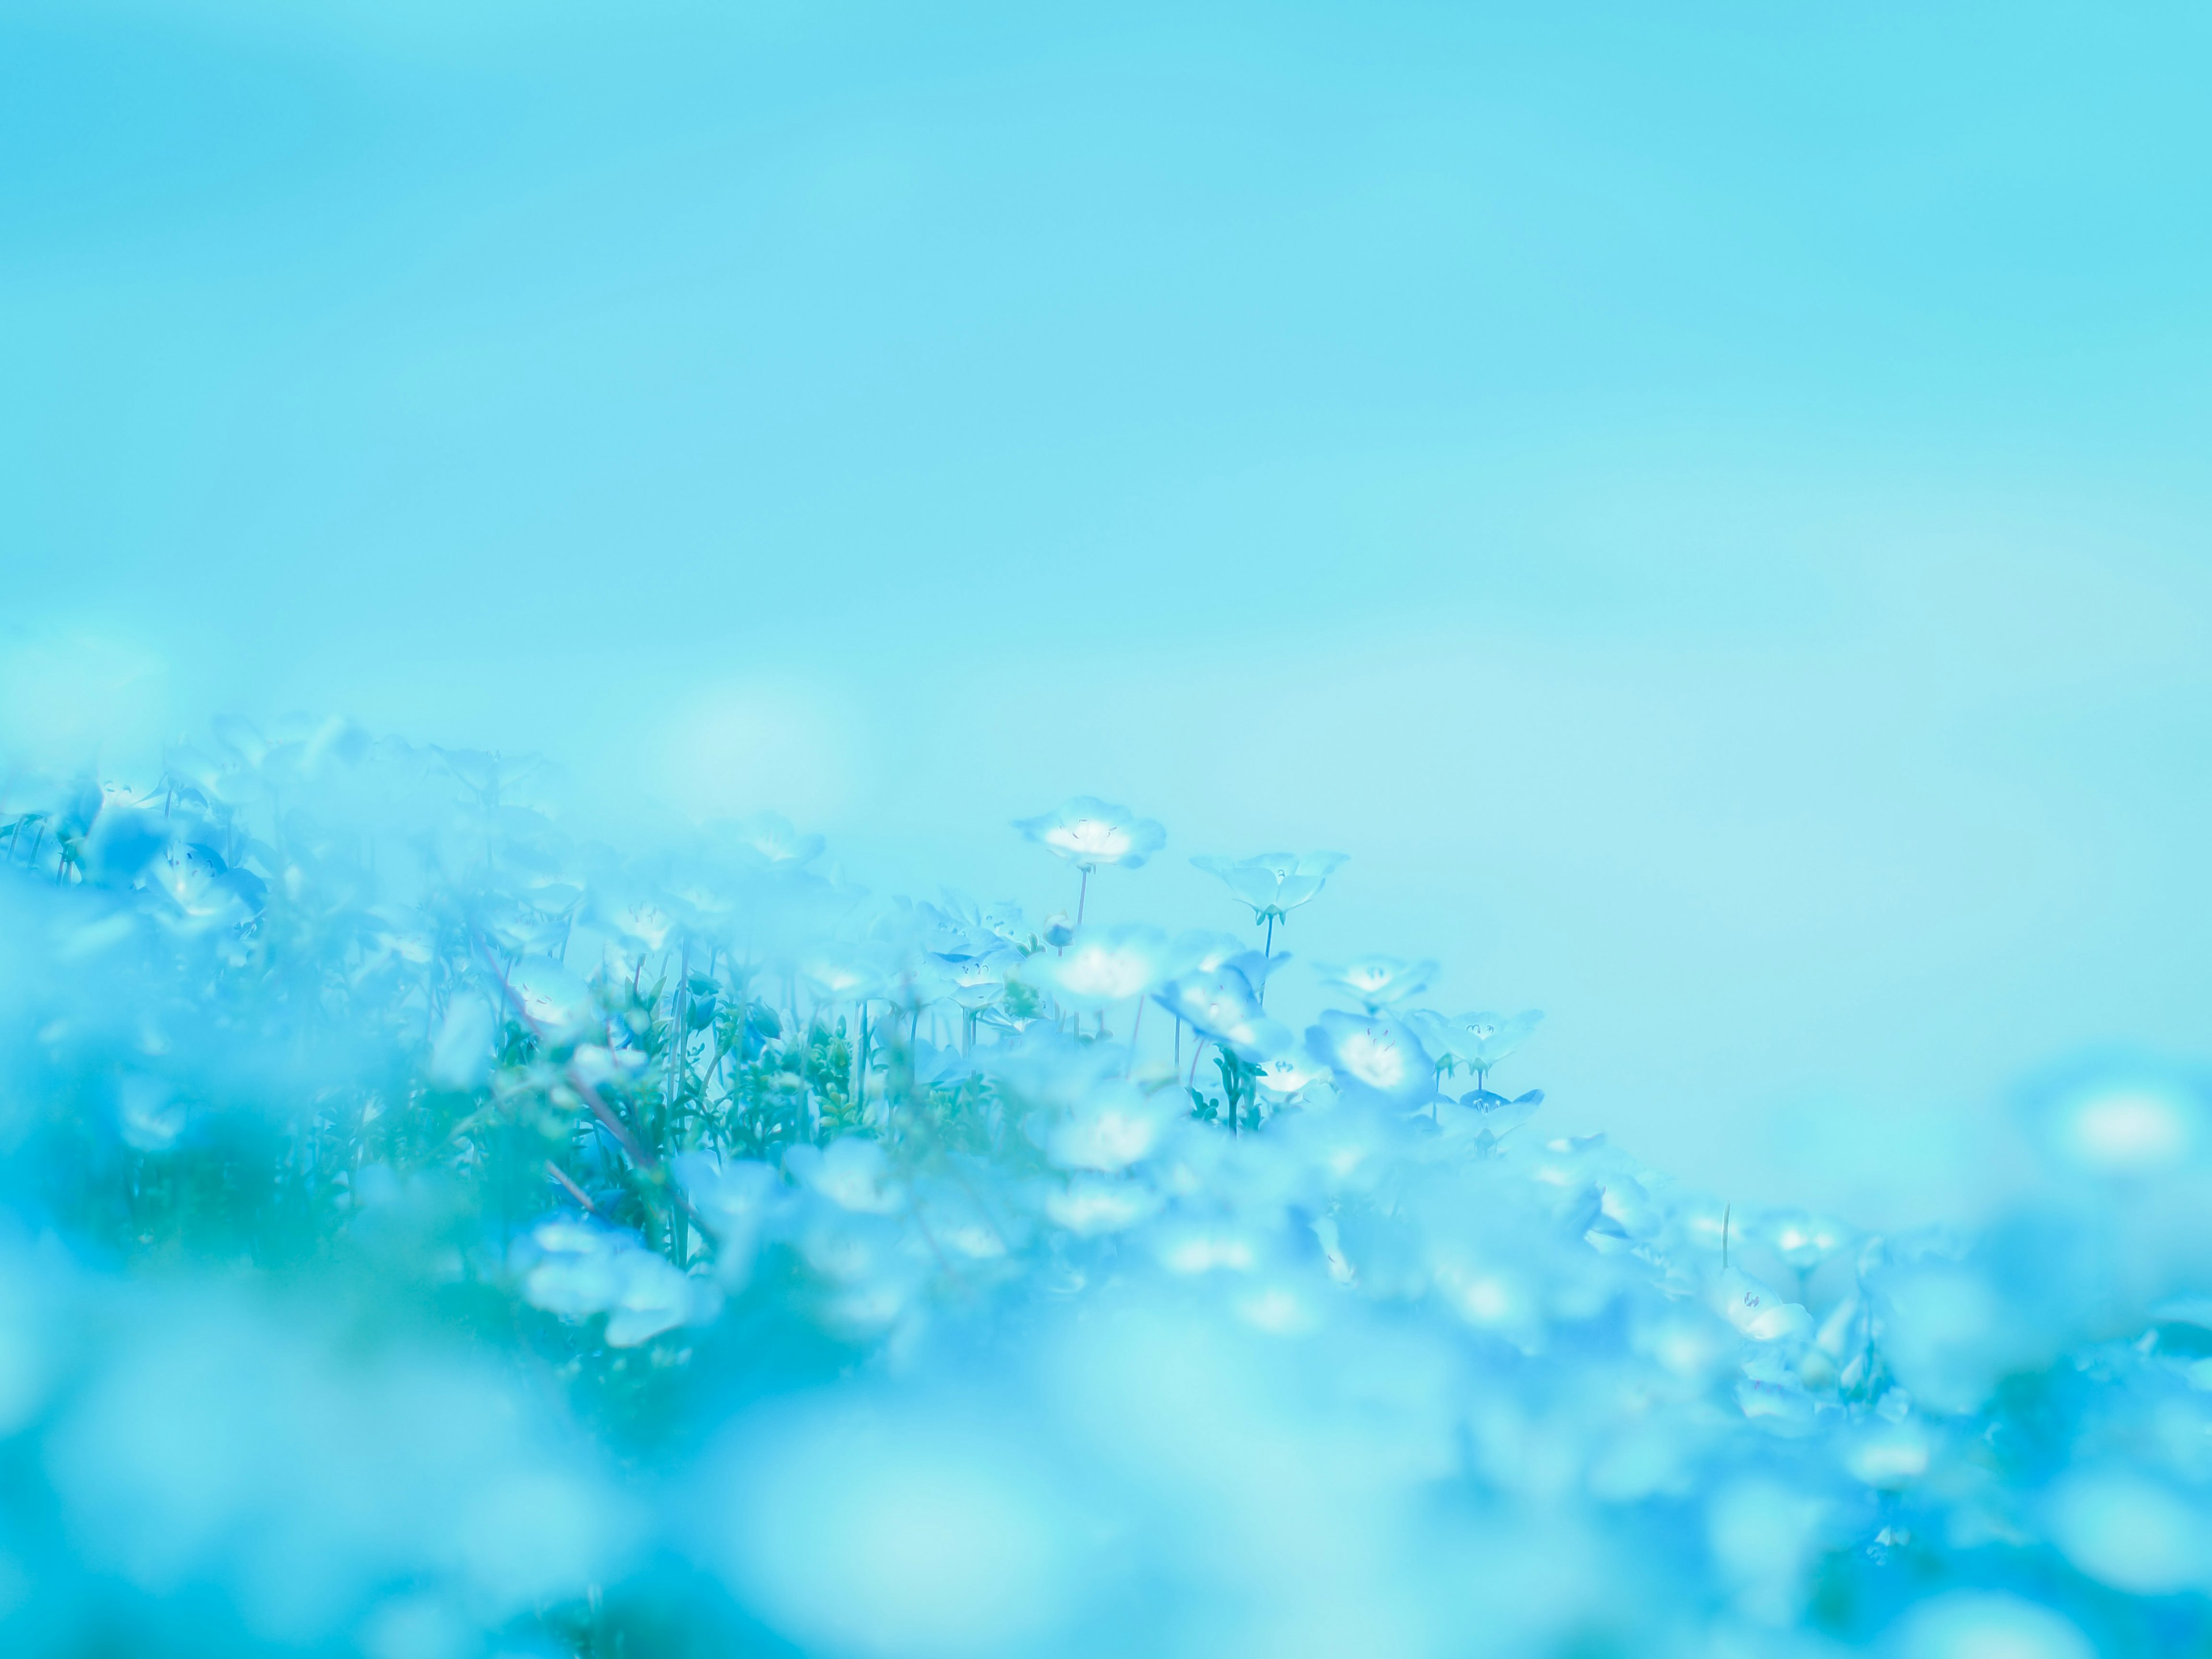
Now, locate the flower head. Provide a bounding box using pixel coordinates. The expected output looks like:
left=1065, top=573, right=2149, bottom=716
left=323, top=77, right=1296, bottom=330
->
left=800, top=948, right=889, bottom=1003
left=1191, top=851, right=1347, bottom=922
left=1045, top=1081, right=1173, bottom=1172
left=1316, top=956, right=1436, bottom=1011
left=1167, top=930, right=1256, bottom=975
left=1755, top=1208, right=1855, bottom=1274
left=946, top=958, right=1010, bottom=1012
left=516, top=1217, right=710, bottom=1347
left=1409, top=1008, right=1543, bottom=1071
left=1253, top=1050, right=1330, bottom=1099
left=1013, top=796, right=1166, bottom=871
left=1457, top=1086, right=1545, bottom=1142
left=1154, top=957, right=1289, bottom=1061
left=717, top=812, right=825, bottom=869
left=1306, top=1010, right=1436, bottom=1109
left=1040, top=925, right=1170, bottom=1010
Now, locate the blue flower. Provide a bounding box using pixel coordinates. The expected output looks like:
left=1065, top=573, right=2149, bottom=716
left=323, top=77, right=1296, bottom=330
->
left=1044, top=1080, right=1173, bottom=1171
left=1041, top=925, right=1171, bottom=1010
left=800, top=947, right=890, bottom=1004
left=1191, top=851, right=1346, bottom=923
left=1408, top=1009, right=1543, bottom=1075
left=1306, top=1010, right=1436, bottom=1109
left=1457, top=1086, right=1545, bottom=1142
left=946, top=958, right=1012, bottom=1013
left=1754, top=1209, right=1855, bottom=1274
left=717, top=812, right=825, bottom=868
left=1012, top=797, right=1165, bottom=872
left=516, top=1217, right=711, bottom=1347
left=1316, top=956, right=1436, bottom=1011
left=1154, top=957, right=1289, bottom=1061
left=1165, top=930, right=1284, bottom=983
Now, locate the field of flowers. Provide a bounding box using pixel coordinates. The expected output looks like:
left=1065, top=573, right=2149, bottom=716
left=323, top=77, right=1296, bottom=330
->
left=2, top=718, right=2209, bottom=1658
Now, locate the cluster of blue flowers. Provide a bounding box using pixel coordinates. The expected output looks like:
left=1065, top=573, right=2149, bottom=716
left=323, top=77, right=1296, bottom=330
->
left=0, top=719, right=2207, bottom=1657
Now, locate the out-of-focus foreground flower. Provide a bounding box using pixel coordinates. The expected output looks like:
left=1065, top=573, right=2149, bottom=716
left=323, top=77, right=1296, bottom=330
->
left=0, top=725, right=2205, bottom=1659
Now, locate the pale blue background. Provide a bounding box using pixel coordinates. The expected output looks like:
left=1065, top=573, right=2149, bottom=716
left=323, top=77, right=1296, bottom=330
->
left=7, top=0, right=2210, bottom=1220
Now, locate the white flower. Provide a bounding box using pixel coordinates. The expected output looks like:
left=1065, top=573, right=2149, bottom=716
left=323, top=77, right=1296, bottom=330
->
left=1191, top=851, right=1346, bottom=922
left=1012, top=797, right=1166, bottom=871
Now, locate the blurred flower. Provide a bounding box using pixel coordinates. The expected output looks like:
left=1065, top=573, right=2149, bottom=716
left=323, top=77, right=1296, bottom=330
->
left=427, top=1000, right=498, bottom=1091
left=1254, top=1051, right=1330, bottom=1099
left=1044, top=1175, right=1161, bottom=1236
left=717, top=812, right=825, bottom=869
left=1457, top=1086, right=1545, bottom=1141
left=116, top=1073, right=186, bottom=1152
left=1893, top=1593, right=2094, bottom=1659
left=516, top=1219, right=710, bottom=1347
left=946, top=958, right=1009, bottom=1012
left=570, top=1044, right=650, bottom=1091
left=15, top=710, right=2211, bottom=1659
left=1306, top=1011, right=1435, bottom=1110
left=604, top=897, right=673, bottom=952
left=675, top=1154, right=783, bottom=1289
left=1166, top=929, right=1256, bottom=975
left=2029, top=1062, right=2209, bottom=1180
left=978, top=899, right=1030, bottom=949
left=506, top=959, right=593, bottom=1037
left=1755, top=1208, right=1855, bottom=1275
left=786, top=1138, right=902, bottom=1214
left=1317, top=956, right=1436, bottom=1011
left=2046, top=1469, right=2212, bottom=1596
left=1410, top=1008, right=1543, bottom=1075
left=1154, top=957, right=1289, bottom=1061
left=800, top=947, right=888, bottom=1003
left=83, top=800, right=168, bottom=884
left=1044, top=1082, right=1173, bottom=1172
left=1040, top=925, right=1169, bottom=1010
left=1012, top=797, right=1165, bottom=871
left=146, top=840, right=236, bottom=925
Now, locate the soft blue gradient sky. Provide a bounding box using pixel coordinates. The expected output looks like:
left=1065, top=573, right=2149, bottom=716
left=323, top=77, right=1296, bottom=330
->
left=7, top=0, right=2211, bottom=1219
